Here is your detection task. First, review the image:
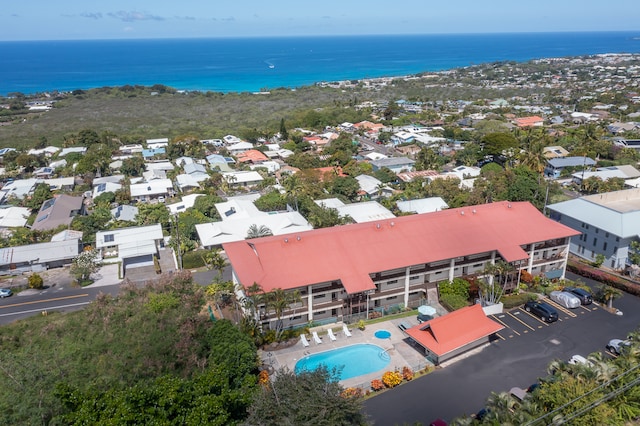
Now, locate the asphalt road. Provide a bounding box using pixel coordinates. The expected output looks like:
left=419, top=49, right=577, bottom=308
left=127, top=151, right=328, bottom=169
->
left=0, top=283, right=120, bottom=325
left=363, top=272, right=640, bottom=425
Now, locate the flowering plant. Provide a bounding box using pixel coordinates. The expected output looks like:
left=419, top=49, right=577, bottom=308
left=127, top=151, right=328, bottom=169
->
left=371, top=379, right=384, bottom=391
left=258, top=370, right=269, bottom=387
left=382, top=371, right=403, bottom=388
left=341, top=387, right=363, bottom=399
left=402, top=366, right=414, bottom=381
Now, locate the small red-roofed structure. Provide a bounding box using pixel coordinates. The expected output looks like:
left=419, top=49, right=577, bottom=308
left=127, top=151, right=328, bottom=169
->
left=404, top=304, right=504, bottom=364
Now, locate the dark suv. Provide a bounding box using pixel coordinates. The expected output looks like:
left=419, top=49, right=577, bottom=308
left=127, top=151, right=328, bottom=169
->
left=563, top=287, right=592, bottom=305
left=524, top=300, right=558, bottom=323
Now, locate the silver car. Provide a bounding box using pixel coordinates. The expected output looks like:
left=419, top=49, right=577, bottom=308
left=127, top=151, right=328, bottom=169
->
left=549, top=291, right=581, bottom=309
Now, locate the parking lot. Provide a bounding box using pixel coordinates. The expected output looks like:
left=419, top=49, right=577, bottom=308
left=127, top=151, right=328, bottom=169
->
left=364, top=271, right=640, bottom=424
left=490, top=296, right=598, bottom=340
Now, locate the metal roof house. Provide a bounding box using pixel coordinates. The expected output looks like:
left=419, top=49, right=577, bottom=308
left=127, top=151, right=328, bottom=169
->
left=0, top=239, right=81, bottom=274
left=547, top=188, right=640, bottom=269
left=224, top=201, right=578, bottom=330
left=544, top=156, right=597, bottom=179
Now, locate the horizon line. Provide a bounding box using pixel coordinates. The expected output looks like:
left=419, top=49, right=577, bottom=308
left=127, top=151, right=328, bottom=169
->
left=2, top=29, right=639, bottom=43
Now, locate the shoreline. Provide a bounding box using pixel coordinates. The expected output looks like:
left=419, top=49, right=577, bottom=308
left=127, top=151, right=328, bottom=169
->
left=2, top=32, right=640, bottom=96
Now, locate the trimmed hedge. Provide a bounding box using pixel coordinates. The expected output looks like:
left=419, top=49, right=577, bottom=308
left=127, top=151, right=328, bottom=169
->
left=501, top=293, right=534, bottom=309
left=440, top=293, right=469, bottom=311
left=567, top=261, right=640, bottom=297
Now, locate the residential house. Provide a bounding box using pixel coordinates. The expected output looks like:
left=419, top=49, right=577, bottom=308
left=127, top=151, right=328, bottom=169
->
left=196, top=195, right=312, bottom=248
left=130, top=179, right=174, bottom=202
left=27, top=146, right=59, bottom=157
left=167, top=194, right=203, bottom=215
left=227, top=142, right=254, bottom=155
left=236, top=149, right=269, bottom=164
left=32, top=167, right=55, bottom=179
left=397, top=197, right=449, bottom=214
left=93, top=181, right=122, bottom=199
left=355, top=175, right=393, bottom=200
left=572, top=165, right=640, bottom=186
left=58, top=147, right=87, bottom=157
left=224, top=201, right=578, bottom=330
left=31, top=194, right=85, bottom=231
left=221, top=171, right=263, bottom=189
left=146, top=138, right=169, bottom=149
left=110, top=204, right=138, bottom=222
left=547, top=188, right=640, bottom=270
left=43, top=177, right=75, bottom=192
left=613, top=138, right=640, bottom=151
left=543, top=146, right=570, bottom=159
left=544, top=156, right=597, bottom=179
left=0, top=206, right=31, bottom=230
left=0, top=178, right=40, bottom=203
left=370, top=157, right=415, bottom=174
left=0, top=239, right=81, bottom=274
left=397, top=170, right=440, bottom=183
left=314, top=198, right=395, bottom=223
left=142, top=147, right=166, bottom=159
left=206, top=154, right=234, bottom=172
left=514, top=116, right=544, bottom=128
left=95, top=223, right=165, bottom=272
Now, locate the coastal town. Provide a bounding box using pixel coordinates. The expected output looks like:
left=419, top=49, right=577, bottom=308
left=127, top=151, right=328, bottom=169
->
left=2, top=53, right=640, bottom=424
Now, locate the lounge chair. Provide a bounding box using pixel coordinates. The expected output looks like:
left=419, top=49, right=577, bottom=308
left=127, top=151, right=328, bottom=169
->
left=342, top=324, right=352, bottom=337
left=312, top=331, right=323, bottom=344
left=300, top=334, right=310, bottom=347
left=328, top=328, right=337, bottom=341
left=398, top=321, right=412, bottom=331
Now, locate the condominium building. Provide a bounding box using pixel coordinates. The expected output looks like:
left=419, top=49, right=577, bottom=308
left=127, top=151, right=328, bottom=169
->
left=223, top=201, right=579, bottom=330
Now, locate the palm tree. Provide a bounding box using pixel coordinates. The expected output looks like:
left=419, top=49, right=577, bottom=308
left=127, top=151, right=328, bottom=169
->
left=265, top=288, right=301, bottom=340
left=246, top=224, right=273, bottom=239
left=599, top=285, right=623, bottom=310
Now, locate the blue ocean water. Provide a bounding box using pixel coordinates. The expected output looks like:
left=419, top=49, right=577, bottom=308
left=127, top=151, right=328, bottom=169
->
left=1, top=32, right=639, bottom=96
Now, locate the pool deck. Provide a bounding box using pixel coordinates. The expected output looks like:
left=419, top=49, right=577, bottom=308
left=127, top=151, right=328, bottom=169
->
left=259, top=317, right=435, bottom=390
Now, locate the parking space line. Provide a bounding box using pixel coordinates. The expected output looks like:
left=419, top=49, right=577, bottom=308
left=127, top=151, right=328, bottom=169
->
left=543, top=298, right=577, bottom=318
left=507, top=311, right=536, bottom=331
left=495, top=333, right=506, bottom=341
left=491, top=315, right=520, bottom=336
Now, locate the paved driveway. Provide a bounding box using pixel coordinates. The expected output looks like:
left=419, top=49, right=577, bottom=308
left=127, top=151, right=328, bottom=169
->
left=363, top=272, right=640, bottom=425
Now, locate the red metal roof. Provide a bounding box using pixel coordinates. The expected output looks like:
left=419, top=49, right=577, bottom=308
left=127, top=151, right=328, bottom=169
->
left=223, top=201, right=580, bottom=294
left=404, top=304, right=504, bottom=356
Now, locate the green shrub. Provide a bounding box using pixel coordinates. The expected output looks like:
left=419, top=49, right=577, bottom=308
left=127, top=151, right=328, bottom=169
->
left=501, top=293, right=534, bottom=309
left=181, top=251, right=206, bottom=269
left=440, top=293, right=469, bottom=311
left=439, top=278, right=470, bottom=299
left=28, top=273, right=44, bottom=289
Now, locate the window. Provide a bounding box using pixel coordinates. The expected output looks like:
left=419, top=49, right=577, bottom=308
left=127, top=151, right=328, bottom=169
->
left=387, top=279, right=398, bottom=285
left=595, top=228, right=599, bottom=234
left=104, top=234, right=114, bottom=243
left=593, top=238, right=597, bottom=247
left=603, top=242, right=607, bottom=251
left=605, top=232, right=609, bottom=238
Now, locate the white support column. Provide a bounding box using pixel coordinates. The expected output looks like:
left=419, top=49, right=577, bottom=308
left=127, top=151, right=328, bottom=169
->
left=489, top=252, right=496, bottom=285
left=448, top=258, right=455, bottom=282
left=528, top=243, right=535, bottom=273
left=307, top=285, right=313, bottom=321
left=404, top=266, right=411, bottom=308
left=561, top=243, right=570, bottom=280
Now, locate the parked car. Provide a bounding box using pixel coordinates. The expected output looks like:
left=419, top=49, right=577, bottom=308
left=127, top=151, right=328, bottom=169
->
left=549, top=291, right=581, bottom=309
left=524, top=300, right=558, bottom=322
left=0, top=288, right=12, bottom=298
left=569, top=354, right=593, bottom=366
left=563, top=287, right=593, bottom=305
left=606, top=339, right=631, bottom=356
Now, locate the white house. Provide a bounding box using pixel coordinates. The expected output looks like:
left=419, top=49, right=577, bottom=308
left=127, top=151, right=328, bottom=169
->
left=146, top=138, right=169, bottom=149
left=0, top=206, right=31, bottom=229
left=167, top=194, right=203, bottom=215
left=222, top=171, right=263, bottom=188
left=397, top=197, right=449, bottom=214
left=130, top=179, right=174, bottom=202
left=96, top=224, right=165, bottom=271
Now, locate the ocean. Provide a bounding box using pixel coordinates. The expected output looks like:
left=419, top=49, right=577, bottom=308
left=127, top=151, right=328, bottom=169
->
left=1, top=32, right=640, bottom=96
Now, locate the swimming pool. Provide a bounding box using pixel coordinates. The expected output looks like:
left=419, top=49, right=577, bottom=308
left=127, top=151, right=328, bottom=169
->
left=295, top=343, right=390, bottom=380
left=374, top=329, right=391, bottom=339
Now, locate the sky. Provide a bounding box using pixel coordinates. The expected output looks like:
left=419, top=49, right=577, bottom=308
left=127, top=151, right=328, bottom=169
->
left=1, top=1, right=639, bottom=41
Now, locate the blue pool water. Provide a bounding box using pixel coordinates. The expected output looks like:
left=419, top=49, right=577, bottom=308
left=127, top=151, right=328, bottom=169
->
left=295, top=343, right=390, bottom=380
left=374, top=330, right=391, bottom=339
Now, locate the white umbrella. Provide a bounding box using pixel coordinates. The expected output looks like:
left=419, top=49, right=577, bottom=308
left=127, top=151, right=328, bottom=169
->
left=418, top=305, right=436, bottom=316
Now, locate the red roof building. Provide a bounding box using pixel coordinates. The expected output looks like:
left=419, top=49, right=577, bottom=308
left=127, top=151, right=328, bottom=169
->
left=224, top=201, right=579, bottom=329
left=235, top=149, right=269, bottom=164
left=514, top=116, right=544, bottom=128
left=404, top=304, right=504, bottom=365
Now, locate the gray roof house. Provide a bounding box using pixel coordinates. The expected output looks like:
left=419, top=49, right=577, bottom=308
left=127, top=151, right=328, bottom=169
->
left=31, top=194, right=85, bottom=231
left=544, top=156, right=597, bottom=179
left=547, top=188, right=640, bottom=269
left=0, top=239, right=81, bottom=274
left=370, top=157, right=416, bottom=174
